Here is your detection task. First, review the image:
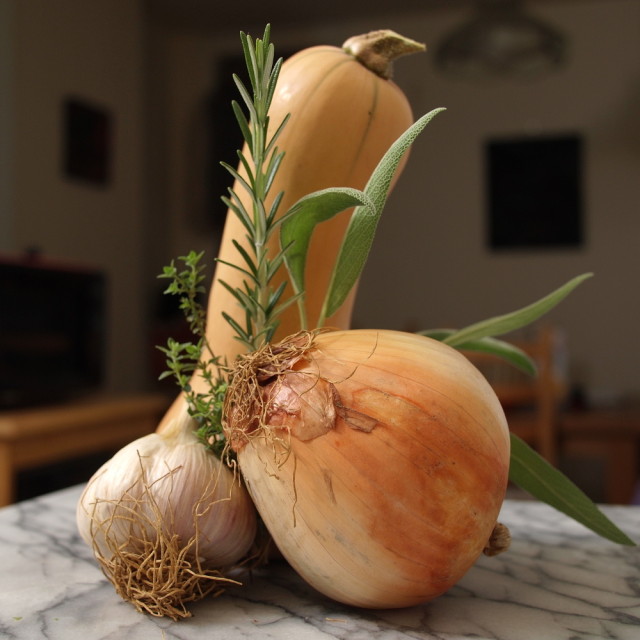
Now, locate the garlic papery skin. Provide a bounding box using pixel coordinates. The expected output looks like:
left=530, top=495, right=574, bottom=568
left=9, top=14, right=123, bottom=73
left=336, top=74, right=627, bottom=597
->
left=76, top=407, right=257, bottom=618
left=226, top=329, right=510, bottom=609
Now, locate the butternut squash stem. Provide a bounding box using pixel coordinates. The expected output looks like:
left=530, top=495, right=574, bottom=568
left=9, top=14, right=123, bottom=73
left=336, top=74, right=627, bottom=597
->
left=342, top=30, right=426, bottom=79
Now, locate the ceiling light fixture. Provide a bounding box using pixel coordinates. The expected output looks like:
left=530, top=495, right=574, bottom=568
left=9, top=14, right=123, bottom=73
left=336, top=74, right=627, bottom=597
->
left=435, top=0, right=566, bottom=78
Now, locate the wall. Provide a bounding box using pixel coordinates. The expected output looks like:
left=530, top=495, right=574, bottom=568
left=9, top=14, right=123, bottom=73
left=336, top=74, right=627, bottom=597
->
left=0, top=0, right=14, bottom=249
left=146, top=23, right=222, bottom=274
left=3, top=0, right=149, bottom=394
left=150, top=0, right=640, bottom=405
left=354, top=0, right=640, bottom=405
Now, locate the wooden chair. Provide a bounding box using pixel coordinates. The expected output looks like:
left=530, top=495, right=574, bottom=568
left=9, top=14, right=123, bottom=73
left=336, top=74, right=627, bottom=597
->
left=467, top=328, right=640, bottom=503
left=559, top=404, right=640, bottom=504
left=465, top=325, right=567, bottom=466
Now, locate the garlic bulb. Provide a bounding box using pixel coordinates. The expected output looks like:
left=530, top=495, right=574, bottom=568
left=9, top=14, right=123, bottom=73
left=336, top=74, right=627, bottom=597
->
left=77, top=406, right=257, bottom=619
left=225, top=329, right=510, bottom=609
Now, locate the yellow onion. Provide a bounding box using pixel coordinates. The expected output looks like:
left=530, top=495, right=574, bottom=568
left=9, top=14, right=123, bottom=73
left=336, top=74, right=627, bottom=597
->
left=76, top=406, right=257, bottom=619
left=225, top=329, right=510, bottom=608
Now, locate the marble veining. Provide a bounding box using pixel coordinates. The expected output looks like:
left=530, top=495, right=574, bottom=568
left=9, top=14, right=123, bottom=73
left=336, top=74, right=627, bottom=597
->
left=0, top=485, right=638, bottom=639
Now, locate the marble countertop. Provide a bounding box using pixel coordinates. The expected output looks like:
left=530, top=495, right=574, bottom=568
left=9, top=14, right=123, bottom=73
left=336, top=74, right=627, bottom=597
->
left=0, top=485, right=638, bottom=639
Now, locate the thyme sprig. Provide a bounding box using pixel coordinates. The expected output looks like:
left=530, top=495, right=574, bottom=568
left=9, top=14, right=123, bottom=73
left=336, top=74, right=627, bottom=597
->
left=157, top=251, right=228, bottom=456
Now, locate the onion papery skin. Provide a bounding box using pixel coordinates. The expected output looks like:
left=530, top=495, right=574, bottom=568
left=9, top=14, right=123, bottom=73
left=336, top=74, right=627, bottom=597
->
left=77, top=414, right=257, bottom=569
left=232, top=329, right=510, bottom=608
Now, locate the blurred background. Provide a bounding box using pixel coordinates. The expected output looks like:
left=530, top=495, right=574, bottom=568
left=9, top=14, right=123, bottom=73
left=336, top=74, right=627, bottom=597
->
left=1, top=0, right=639, bottom=501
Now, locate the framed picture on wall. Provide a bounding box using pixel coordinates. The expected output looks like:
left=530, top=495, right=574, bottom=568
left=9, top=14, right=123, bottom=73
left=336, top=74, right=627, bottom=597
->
left=63, top=98, right=113, bottom=186
left=485, top=134, right=583, bottom=250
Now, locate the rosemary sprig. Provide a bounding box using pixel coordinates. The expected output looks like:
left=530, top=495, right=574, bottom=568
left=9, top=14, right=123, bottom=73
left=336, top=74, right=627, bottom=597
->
left=157, top=27, right=294, bottom=454
left=219, top=25, right=297, bottom=350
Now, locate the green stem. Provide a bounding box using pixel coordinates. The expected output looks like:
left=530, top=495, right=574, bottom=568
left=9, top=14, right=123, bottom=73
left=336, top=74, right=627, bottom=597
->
left=296, top=296, right=309, bottom=332
left=250, top=97, right=269, bottom=347
left=316, top=304, right=328, bottom=330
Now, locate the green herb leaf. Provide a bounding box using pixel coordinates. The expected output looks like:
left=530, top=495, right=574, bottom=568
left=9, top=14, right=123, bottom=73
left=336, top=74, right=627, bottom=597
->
left=219, top=25, right=293, bottom=349
left=265, top=115, right=289, bottom=159
left=509, top=433, right=636, bottom=545
left=420, top=329, right=536, bottom=375
left=444, top=273, right=593, bottom=347
left=279, top=187, right=373, bottom=327
left=319, top=108, right=445, bottom=324
left=231, top=100, right=252, bottom=148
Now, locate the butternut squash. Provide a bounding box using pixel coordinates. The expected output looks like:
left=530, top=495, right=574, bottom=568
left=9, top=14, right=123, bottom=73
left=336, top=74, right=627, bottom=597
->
left=158, top=30, right=424, bottom=430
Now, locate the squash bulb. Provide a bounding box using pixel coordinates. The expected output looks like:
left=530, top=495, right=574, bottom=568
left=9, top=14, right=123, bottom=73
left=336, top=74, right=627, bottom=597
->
left=77, top=407, right=257, bottom=619
left=225, top=329, right=511, bottom=609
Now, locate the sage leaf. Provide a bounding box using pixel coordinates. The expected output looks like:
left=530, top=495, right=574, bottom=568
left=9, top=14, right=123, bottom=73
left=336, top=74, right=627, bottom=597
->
left=320, top=108, right=446, bottom=323
left=509, top=433, right=636, bottom=546
left=420, top=329, right=536, bottom=375
left=280, top=187, right=373, bottom=302
left=444, top=273, right=593, bottom=347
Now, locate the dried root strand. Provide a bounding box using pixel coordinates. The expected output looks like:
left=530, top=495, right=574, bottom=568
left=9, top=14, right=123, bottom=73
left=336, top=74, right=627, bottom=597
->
left=94, top=529, right=236, bottom=620
left=483, top=522, right=512, bottom=557
left=223, top=330, right=318, bottom=452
